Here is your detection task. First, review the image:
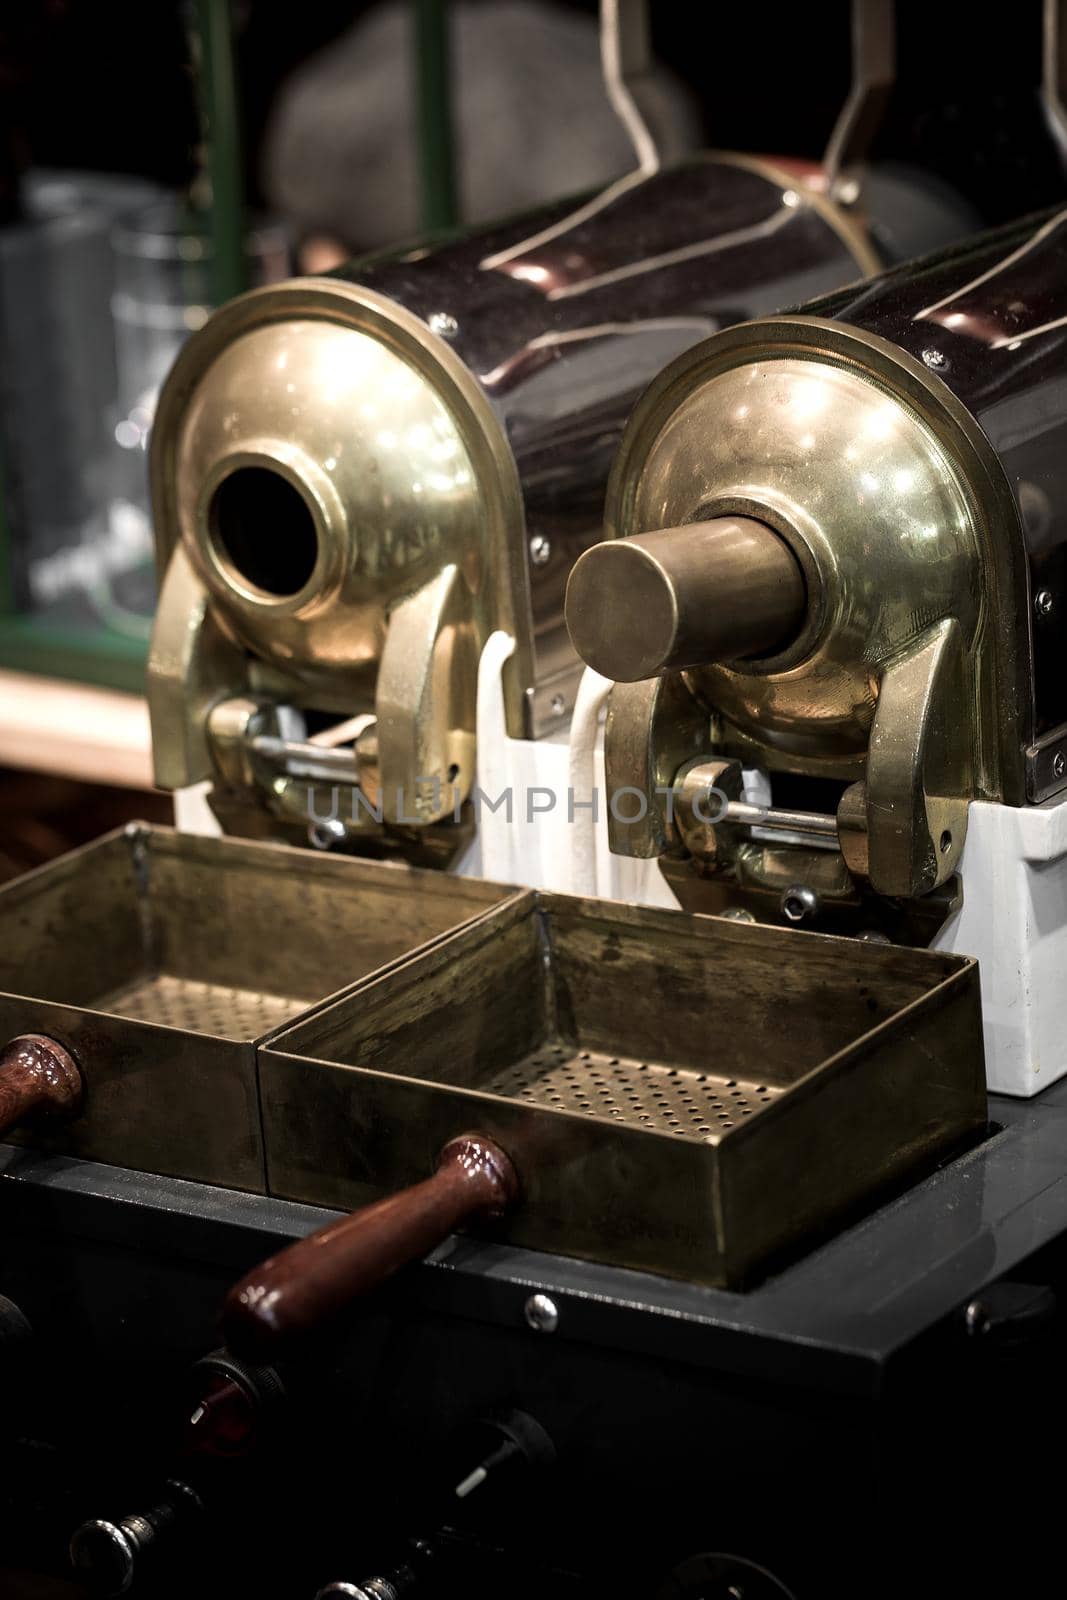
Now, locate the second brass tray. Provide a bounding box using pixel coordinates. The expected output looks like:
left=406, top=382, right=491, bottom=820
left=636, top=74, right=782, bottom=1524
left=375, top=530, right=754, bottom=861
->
left=261, top=893, right=987, bottom=1288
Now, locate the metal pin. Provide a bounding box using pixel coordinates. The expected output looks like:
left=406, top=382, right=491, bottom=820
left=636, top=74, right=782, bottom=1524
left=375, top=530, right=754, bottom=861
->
left=454, top=1465, right=489, bottom=1500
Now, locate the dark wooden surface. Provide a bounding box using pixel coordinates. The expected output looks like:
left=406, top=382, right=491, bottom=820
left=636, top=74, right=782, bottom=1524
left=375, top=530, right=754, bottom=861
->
left=0, top=767, right=171, bottom=886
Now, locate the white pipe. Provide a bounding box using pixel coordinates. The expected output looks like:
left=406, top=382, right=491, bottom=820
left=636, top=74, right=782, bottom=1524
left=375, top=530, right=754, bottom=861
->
left=475, top=631, right=518, bottom=884
left=567, top=666, right=614, bottom=898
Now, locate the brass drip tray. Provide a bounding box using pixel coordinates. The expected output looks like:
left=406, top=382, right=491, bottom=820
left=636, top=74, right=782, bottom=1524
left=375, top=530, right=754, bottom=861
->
left=484, top=1048, right=783, bottom=1136
left=95, top=974, right=306, bottom=1039
left=262, top=892, right=988, bottom=1289
left=0, top=824, right=516, bottom=1190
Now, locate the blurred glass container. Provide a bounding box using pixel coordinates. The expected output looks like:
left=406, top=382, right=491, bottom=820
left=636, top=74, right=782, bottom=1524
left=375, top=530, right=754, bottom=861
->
left=106, top=200, right=290, bottom=634
left=0, top=181, right=289, bottom=655
left=0, top=172, right=160, bottom=625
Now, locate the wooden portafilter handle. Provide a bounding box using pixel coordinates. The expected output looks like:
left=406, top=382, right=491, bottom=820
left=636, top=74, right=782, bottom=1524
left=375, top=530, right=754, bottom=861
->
left=0, top=1034, right=83, bottom=1138
left=222, top=1133, right=518, bottom=1361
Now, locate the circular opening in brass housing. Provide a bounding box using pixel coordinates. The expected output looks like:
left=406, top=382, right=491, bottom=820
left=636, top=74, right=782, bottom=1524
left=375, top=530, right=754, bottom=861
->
left=208, top=466, right=320, bottom=598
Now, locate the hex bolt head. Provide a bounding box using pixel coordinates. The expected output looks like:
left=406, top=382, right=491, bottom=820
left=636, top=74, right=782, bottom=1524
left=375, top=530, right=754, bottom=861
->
left=780, top=884, right=819, bottom=924
left=308, top=817, right=347, bottom=850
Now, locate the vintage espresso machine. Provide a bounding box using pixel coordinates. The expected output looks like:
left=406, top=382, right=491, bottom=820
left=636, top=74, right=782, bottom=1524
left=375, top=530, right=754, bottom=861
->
left=8, top=12, right=1067, bottom=1600
left=564, top=200, right=1067, bottom=1096
left=16, top=224, right=1053, bottom=1600
left=146, top=0, right=981, bottom=877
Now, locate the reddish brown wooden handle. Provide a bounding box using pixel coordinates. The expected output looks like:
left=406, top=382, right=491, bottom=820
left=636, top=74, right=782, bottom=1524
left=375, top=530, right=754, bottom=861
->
left=222, top=1133, right=518, bottom=1360
left=0, top=1034, right=83, bottom=1139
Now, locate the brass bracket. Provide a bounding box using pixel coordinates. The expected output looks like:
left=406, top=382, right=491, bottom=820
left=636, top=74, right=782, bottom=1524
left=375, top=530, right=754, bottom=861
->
left=147, top=546, right=247, bottom=791
left=1025, top=723, right=1067, bottom=803
left=600, top=0, right=661, bottom=175
left=1043, top=0, right=1067, bottom=160
left=860, top=618, right=972, bottom=898
left=823, top=0, right=896, bottom=204
left=376, top=565, right=477, bottom=827
left=207, top=696, right=285, bottom=792
left=672, top=758, right=744, bottom=868
left=603, top=674, right=710, bottom=857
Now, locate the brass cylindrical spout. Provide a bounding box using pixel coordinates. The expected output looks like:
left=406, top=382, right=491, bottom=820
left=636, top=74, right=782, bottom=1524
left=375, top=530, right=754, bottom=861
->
left=565, top=516, right=807, bottom=682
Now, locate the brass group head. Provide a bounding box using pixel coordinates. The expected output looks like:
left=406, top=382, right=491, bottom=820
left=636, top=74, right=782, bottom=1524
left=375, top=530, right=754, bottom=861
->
left=576, top=315, right=1029, bottom=904
left=147, top=279, right=530, bottom=837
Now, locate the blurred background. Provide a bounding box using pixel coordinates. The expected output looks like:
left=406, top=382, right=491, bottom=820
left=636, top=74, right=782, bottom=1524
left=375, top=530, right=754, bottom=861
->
left=0, top=0, right=1064, bottom=880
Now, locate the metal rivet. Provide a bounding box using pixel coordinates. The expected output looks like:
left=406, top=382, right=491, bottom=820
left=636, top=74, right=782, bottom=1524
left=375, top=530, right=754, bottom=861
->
left=550, top=693, right=566, bottom=718
left=922, top=347, right=946, bottom=369
left=1036, top=589, right=1054, bottom=616
left=1054, top=752, right=1066, bottom=780
left=834, top=176, right=861, bottom=206
left=529, top=533, right=552, bottom=567
left=720, top=907, right=756, bottom=924
left=428, top=311, right=458, bottom=338
left=524, top=1293, right=559, bottom=1333
left=781, top=188, right=800, bottom=209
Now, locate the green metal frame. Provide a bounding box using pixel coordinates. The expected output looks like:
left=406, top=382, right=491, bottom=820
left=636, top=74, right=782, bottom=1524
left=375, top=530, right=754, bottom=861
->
left=194, top=0, right=248, bottom=307
left=416, top=0, right=459, bottom=233
left=0, top=616, right=148, bottom=692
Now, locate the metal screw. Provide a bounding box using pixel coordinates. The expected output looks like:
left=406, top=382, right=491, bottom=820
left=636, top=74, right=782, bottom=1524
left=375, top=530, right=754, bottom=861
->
left=964, top=1298, right=989, bottom=1336
left=835, top=176, right=861, bottom=206
left=720, top=907, right=757, bottom=924
left=922, top=347, right=946, bottom=369
left=529, top=533, right=552, bottom=567
left=549, top=693, right=567, bottom=718
left=524, top=1293, right=559, bottom=1334
left=1054, top=752, right=1067, bottom=780
left=428, top=311, right=458, bottom=338
left=1036, top=589, right=1054, bottom=616
left=781, top=188, right=800, bottom=209
left=308, top=817, right=346, bottom=850
left=857, top=929, right=891, bottom=944
left=780, top=884, right=819, bottom=924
